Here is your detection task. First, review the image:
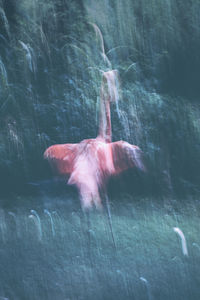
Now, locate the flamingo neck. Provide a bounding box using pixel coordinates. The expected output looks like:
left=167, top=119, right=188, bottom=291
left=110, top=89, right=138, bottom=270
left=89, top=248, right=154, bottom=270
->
left=98, top=87, right=112, bottom=143
left=98, top=70, right=119, bottom=143
left=105, top=99, right=112, bottom=143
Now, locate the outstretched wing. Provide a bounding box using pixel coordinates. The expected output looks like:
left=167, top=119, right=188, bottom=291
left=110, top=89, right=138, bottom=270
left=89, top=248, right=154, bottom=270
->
left=111, top=141, right=146, bottom=175
left=44, top=143, right=78, bottom=176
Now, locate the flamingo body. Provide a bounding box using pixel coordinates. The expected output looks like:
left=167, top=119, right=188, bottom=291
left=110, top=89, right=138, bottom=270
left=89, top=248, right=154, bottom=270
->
left=44, top=138, right=145, bottom=209
left=44, top=70, right=145, bottom=209
left=44, top=143, right=78, bottom=175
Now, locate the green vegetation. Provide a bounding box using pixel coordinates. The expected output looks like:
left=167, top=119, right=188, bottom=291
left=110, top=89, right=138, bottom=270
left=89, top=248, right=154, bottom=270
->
left=0, top=0, right=200, bottom=196
left=0, top=195, right=200, bottom=299
left=1, top=2, right=200, bottom=298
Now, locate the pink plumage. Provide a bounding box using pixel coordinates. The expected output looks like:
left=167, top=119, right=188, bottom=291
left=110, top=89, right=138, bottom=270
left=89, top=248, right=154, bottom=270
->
left=44, top=70, right=145, bottom=209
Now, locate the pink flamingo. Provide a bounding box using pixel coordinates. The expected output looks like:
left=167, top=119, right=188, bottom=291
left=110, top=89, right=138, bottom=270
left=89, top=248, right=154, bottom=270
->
left=44, top=70, right=145, bottom=210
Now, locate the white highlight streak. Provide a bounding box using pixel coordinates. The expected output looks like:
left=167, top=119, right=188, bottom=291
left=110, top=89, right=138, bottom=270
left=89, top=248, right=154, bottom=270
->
left=44, top=209, right=55, bottom=237
left=140, top=277, right=152, bottom=300
left=173, top=227, right=188, bottom=256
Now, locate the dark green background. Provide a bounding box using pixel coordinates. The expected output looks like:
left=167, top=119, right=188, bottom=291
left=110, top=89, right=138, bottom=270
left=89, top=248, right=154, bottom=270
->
left=1, top=0, right=200, bottom=198
left=0, top=2, right=200, bottom=300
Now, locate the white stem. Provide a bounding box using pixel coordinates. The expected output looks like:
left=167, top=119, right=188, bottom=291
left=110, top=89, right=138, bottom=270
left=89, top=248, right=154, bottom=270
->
left=173, top=227, right=188, bottom=256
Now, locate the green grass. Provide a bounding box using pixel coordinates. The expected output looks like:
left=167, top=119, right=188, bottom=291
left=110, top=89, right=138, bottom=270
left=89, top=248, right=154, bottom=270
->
left=0, top=194, right=199, bottom=299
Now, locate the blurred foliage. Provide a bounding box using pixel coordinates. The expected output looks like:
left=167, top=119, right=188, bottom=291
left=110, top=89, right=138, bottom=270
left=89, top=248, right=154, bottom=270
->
left=0, top=0, right=200, bottom=196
